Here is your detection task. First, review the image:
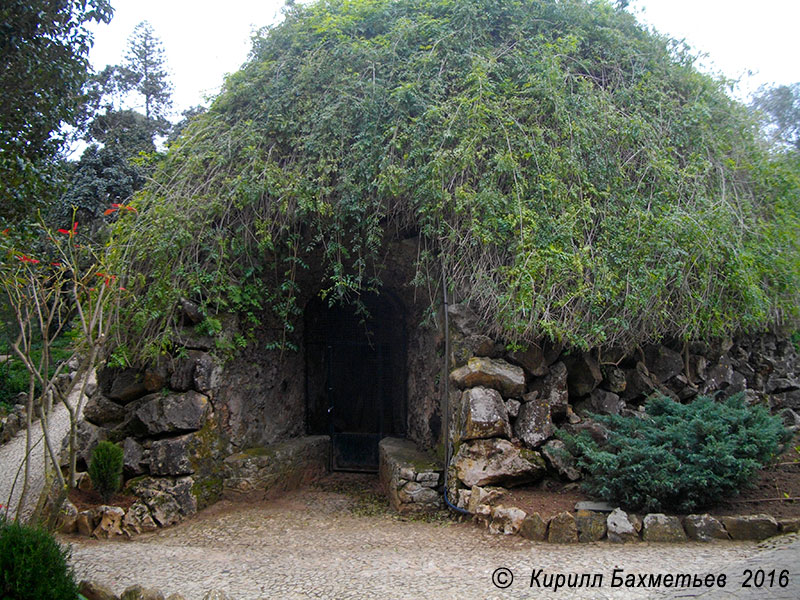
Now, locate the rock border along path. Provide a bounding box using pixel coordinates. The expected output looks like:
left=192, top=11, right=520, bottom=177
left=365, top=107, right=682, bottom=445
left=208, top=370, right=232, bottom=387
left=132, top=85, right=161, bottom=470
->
left=66, top=488, right=800, bottom=600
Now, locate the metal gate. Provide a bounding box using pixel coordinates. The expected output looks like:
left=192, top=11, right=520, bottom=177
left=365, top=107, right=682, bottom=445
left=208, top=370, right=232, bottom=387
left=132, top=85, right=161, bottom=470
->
left=326, top=340, right=388, bottom=471
left=304, top=293, right=406, bottom=473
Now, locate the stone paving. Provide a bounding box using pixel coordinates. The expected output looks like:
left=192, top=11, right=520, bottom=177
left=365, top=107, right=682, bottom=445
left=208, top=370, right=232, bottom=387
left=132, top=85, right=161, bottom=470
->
left=66, top=484, right=800, bottom=600
left=0, top=401, right=72, bottom=521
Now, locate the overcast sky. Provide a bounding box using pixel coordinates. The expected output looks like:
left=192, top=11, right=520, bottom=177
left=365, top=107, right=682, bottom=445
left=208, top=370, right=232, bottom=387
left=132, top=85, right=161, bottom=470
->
left=87, top=0, right=800, bottom=119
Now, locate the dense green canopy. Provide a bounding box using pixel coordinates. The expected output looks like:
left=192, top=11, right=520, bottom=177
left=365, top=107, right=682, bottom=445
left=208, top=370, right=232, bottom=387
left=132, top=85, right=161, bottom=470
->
left=117, top=0, right=799, bottom=359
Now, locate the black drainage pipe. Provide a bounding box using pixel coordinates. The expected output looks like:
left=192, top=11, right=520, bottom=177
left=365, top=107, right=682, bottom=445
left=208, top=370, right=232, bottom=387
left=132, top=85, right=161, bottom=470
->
left=441, top=268, right=470, bottom=515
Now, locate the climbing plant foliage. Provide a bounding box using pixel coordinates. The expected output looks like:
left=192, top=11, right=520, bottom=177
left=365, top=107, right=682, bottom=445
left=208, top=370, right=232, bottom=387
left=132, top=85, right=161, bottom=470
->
left=114, top=0, right=800, bottom=361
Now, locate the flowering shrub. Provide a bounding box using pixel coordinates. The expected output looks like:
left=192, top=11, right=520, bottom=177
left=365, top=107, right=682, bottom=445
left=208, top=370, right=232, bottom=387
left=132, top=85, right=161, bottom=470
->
left=0, top=207, right=135, bottom=515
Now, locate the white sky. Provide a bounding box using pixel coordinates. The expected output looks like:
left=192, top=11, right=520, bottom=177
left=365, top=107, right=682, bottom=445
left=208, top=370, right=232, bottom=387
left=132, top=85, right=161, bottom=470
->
left=87, top=0, right=800, bottom=119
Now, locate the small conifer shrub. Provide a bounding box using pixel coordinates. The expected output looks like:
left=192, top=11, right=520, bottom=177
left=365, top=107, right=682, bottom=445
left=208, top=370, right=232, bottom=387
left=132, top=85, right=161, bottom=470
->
left=0, top=516, right=79, bottom=600
left=561, top=394, right=790, bottom=513
left=88, top=440, right=124, bottom=502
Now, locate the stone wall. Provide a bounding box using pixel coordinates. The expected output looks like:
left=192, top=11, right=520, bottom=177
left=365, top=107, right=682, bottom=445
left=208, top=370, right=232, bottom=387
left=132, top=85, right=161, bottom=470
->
left=465, top=493, right=800, bottom=543
left=378, top=437, right=443, bottom=514
left=443, top=303, right=800, bottom=502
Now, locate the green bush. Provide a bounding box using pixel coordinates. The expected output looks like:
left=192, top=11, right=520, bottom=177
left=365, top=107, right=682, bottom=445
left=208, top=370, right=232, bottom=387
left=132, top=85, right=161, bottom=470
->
left=561, top=394, right=790, bottom=513
left=0, top=516, right=79, bottom=600
left=88, top=440, right=124, bottom=502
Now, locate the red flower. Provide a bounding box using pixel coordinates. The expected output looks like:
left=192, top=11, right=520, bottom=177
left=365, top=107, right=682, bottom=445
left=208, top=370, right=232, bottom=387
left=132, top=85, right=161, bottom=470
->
left=51, top=262, right=62, bottom=267
left=1, top=228, right=8, bottom=236
left=18, top=255, right=40, bottom=264
left=104, top=203, right=138, bottom=216
left=58, top=222, right=78, bottom=236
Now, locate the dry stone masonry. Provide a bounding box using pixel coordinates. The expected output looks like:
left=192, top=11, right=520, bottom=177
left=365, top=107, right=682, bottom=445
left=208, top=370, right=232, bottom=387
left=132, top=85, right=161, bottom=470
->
left=440, top=303, right=800, bottom=543
left=378, top=437, right=443, bottom=514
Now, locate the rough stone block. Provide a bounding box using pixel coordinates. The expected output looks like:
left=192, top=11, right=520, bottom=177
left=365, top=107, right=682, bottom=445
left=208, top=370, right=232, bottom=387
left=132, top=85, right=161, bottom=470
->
left=721, top=514, right=779, bottom=541
left=120, top=585, right=165, bottom=600
left=149, top=434, right=196, bottom=476
left=513, top=393, right=553, bottom=448
left=548, top=511, right=578, bottom=543
left=460, top=386, right=511, bottom=441
left=684, top=514, right=729, bottom=542
left=519, top=512, right=548, bottom=541
left=641, top=513, right=687, bottom=542
left=489, top=505, right=527, bottom=535
left=224, top=436, right=330, bottom=500
left=563, top=353, right=603, bottom=398
left=91, top=505, right=125, bottom=539
left=541, top=439, right=580, bottom=481
left=530, top=361, right=569, bottom=420
left=449, top=357, right=525, bottom=397
left=576, top=509, right=606, bottom=542
left=467, top=485, right=506, bottom=514
left=607, top=508, right=639, bottom=543
left=129, top=391, right=209, bottom=436
left=453, top=438, right=545, bottom=488
left=79, top=580, right=119, bottom=600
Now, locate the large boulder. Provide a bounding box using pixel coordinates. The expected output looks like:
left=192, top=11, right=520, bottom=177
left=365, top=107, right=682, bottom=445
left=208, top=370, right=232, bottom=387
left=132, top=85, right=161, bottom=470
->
left=607, top=508, right=639, bottom=543
left=575, top=388, right=624, bottom=417
left=170, top=350, right=218, bottom=393
left=489, top=505, right=527, bottom=535
left=91, top=505, right=125, bottom=539
left=576, top=509, right=606, bottom=542
left=121, top=501, right=158, bottom=535
left=128, top=391, right=209, bottom=436
left=83, top=394, right=127, bottom=426
left=563, top=353, right=603, bottom=398
left=643, top=345, right=684, bottom=383
left=641, top=513, right=686, bottom=542
left=127, top=476, right=197, bottom=527
left=548, top=512, right=578, bottom=543
left=105, top=368, right=150, bottom=404
left=120, top=586, right=165, bottom=600
left=684, top=514, right=729, bottom=542
left=467, top=485, right=507, bottom=513
left=446, top=304, right=480, bottom=336
left=459, top=387, right=511, bottom=441
left=621, top=362, right=657, bottom=402
left=149, top=434, right=197, bottom=476
left=519, top=512, right=548, bottom=541
left=529, top=361, right=569, bottom=420
left=702, top=359, right=735, bottom=395
left=450, top=357, right=525, bottom=398
left=720, top=515, right=779, bottom=541
left=78, top=580, right=118, bottom=600
left=541, top=439, right=580, bottom=481
left=601, top=365, right=627, bottom=393
left=122, top=437, right=147, bottom=476
left=513, top=393, right=553, bottom=448
left=452, top=438, right=545, bottom=488
left=508, top=340, right=562, bottom=377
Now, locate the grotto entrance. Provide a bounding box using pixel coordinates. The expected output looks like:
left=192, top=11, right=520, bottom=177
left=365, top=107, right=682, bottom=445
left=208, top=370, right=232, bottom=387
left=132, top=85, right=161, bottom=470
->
left=304, top=293, right=407, bottom=472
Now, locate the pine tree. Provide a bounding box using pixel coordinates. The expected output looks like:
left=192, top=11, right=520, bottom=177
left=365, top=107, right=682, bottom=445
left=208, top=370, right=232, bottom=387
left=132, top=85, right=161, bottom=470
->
left=120, top=21, right=172, bottom=121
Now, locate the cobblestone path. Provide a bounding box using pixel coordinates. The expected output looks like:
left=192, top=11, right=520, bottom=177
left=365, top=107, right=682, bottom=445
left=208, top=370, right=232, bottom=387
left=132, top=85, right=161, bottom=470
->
left=66, top=486, right=800, bottom=600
